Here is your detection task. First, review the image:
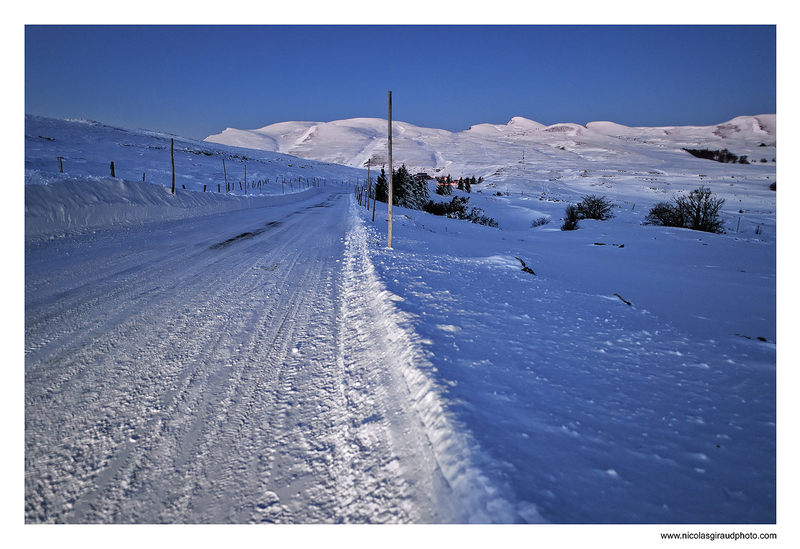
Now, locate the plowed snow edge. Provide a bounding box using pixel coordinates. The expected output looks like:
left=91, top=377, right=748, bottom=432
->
left=341, top=199, right=545, bottom=523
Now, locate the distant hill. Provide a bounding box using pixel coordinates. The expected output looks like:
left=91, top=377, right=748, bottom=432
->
left=205, top=115, right=776, bottom=178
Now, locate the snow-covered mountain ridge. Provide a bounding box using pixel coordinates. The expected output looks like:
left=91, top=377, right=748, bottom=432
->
left=205, top=114, right=776, bottom=178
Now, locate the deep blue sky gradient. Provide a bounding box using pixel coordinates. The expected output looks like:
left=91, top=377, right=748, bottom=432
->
left=25, top=25, right=776, bottom=140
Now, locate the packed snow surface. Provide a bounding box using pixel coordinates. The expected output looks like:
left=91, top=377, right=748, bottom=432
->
left=25, top=115, right=775, bottom=524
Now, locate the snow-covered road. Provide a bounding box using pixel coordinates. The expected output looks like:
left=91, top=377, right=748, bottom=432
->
left=25, top=189, right=511, bottom=523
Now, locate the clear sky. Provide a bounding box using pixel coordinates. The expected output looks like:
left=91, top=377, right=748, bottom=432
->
left=25, top=24, right=776, bottom=141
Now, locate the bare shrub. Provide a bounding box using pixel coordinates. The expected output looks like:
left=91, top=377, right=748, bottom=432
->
left=577, top=195, right=614, bottom=220
left=645, top=186, right=726, bottom=233
left=530, top=216, right=550, bottom=228
left=561, top=204, right=580, bottom=231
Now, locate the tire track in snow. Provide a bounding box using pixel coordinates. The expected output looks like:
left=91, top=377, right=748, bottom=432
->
left=27, top=210, right=310, bottom=522
left=26, top=193, right=350, bottom=522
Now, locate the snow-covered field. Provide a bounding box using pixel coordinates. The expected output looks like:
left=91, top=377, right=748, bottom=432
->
left=24, top=114, right=777, bottom=532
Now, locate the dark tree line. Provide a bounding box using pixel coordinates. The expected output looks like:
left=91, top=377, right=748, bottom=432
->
left=434, top=175, right=483, bottom=195
left=683, top=148, right=749, bottom=164
left=374, top=165, right=430, bottom=210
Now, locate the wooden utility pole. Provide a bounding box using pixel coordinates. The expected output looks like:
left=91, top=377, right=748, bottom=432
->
left=170, top=139, right=175, bottom=194
left=387, top=91, right=393, bottom=248
left=222, top=157, right=228, bottom=193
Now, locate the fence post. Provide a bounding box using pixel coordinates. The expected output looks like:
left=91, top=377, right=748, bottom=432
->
left=171, top=139, right=175, bottom=194
left=222, top=157, right=228, bottom=193
left=366, top=159, right=371, bottom=210
left=110, top=161, right=115, bottom=178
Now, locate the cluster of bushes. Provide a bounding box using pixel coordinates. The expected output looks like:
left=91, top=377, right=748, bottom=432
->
left=683, top=148, right=749, bottom=164
left=374, top=165, right=497, bottom=227
left=422, top=196, right=498, bottom=227
left=422, top=195, right=470, bottom=216
left=560, top=195, right=615, bottom=230
left=645, top=186, right=725, bottom=233
left=559, top=189, right=727, bottom=234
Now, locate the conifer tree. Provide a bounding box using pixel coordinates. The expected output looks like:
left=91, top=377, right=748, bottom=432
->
left=374, top=168, right=388, bottom=203
left=393, top=164, right=410, bottom=207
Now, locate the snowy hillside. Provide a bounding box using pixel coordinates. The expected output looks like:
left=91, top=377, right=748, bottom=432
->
left=205, top=114, right=776, bottom=182
left=25, top=115, right=776, bottom=528
left=27, top=115, right=365, bottom=193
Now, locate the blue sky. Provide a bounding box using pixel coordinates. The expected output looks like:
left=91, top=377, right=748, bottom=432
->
left=25, top=24, right=776, bottom=140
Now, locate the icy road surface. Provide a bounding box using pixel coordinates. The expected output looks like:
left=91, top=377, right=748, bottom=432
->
left=25, top=189, right=515, bottom=523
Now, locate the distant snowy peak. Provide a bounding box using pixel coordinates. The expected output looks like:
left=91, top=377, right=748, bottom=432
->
left=508, top=116, right=545, bottom=128
left=466, top=117, right=546, bottom=136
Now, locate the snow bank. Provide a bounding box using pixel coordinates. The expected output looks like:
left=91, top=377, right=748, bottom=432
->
left=25, top=176, right=325, bottom=238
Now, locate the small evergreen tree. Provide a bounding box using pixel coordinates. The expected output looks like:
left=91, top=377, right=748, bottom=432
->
left=410, top=170, right=430, bottom=209
left=436, top=180, right=453, bottom=195
left=392, top=164, right=410, bottom=207
left=374, top=168, right=388, bottom=203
